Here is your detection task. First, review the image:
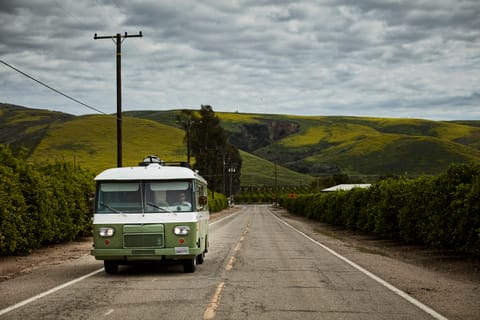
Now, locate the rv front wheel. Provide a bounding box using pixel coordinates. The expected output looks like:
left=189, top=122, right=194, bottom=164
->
left=197, top=251, right=205, bottom=264
left=104, top=261, right=118, bottom=274
left=183, top=258, right=197, bottom=273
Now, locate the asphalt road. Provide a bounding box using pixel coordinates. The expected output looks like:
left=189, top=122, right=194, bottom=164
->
left=0, top=205, right=441, bottom=319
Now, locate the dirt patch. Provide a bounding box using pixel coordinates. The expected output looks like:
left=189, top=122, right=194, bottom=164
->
left=0, top=237, right=93, bottom=282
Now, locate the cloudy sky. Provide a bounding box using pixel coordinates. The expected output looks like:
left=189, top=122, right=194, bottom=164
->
left=1, top=0, right=479, bottom=120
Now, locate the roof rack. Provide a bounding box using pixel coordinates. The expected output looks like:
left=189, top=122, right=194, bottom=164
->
left=139, top=155, right=163, bottom=166
left=138, top=156, right=190, bottom=168
left=163, top=161, right=191, bottom=168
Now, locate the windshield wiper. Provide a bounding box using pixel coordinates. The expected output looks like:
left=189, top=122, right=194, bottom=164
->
left=99, top=202, right=122, bottom=213
left=146, top=202, right=172, bottom=213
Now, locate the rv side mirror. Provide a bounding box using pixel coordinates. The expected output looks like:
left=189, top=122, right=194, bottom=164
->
left=199, top=195, right=207, bottom=205
left=88, top=192, right=95, bottom=212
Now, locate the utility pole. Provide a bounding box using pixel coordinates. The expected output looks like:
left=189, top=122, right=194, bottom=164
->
left=94, top=31, right=142, bottom=167
left=274, top=160, right=278, bottom=207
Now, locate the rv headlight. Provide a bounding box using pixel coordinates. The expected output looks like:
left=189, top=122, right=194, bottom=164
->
left=98, top=227, right=115, bottom=237
left=173, top=226, right=190, bottom=235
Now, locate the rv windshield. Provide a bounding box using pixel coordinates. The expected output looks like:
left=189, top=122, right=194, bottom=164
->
left=96, top=181, right=194, bottom=214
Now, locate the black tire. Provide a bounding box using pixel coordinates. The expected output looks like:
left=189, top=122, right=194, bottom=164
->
left=104, top=261, right=118, bottom=274
left=183, top=258, right=197, bottom=273
left=197, top=251, right=205, bottom=264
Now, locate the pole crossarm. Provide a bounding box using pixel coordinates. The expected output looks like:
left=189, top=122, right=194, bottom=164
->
left=94, top=31, right=143, bottom=40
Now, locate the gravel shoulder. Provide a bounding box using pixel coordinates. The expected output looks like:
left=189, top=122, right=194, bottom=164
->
left=1, top=205, right=479, bottom=319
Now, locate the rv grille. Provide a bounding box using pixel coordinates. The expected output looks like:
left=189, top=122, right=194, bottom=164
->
left=123, top=234, right=164, bottom=248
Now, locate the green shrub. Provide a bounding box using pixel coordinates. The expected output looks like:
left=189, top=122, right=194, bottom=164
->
left=208, top=191, right=228, bottom=213
left=0, top=165, right=29, bottom=254
left=397, top=177, right=431, bottom=244
left=0, top=145, right=94, bottom=255
left=281, top=163, right=480, bottom=257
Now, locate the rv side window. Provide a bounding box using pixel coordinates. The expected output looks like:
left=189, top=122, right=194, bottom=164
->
left=195, top=183, right=208, bottom=211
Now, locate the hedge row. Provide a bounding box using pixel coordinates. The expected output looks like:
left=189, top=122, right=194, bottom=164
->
left=208, top=191, right=228, bottom=213
left=235, top=186, right=311, bottom=204
left=0, top=145, right=95, bottom=255
left=280, top=164, right=480, bottom=256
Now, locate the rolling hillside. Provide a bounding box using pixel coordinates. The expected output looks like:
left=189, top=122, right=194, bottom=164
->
left=0, top=104, right=313, bottom=186
left=126, top=110, right=480, bottom=177
left=2, top=104, right=480, bottom=183
left=0, top=103, right=74, bottom=154
left=31, top=114, right=187, bottom=174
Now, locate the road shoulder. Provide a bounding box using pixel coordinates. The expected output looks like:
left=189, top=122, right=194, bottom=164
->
left=271, top=206, right=479, bottom=320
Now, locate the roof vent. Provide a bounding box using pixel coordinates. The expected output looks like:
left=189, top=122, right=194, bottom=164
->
left=139, top=155, right=163, bottom=166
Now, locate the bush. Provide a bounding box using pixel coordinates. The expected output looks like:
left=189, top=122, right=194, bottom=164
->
left=208, top=191, right=228, bottom=213
left=0, top=145, right=95, bottom=255
left=0, top=165, right=29, bottom=254
left=280, top=163, right=480, bottom=257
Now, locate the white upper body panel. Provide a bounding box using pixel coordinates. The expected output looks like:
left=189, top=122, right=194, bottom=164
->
left=95, top=163, right=207, bottom=184
left=92, top=211, right=209, bottom=224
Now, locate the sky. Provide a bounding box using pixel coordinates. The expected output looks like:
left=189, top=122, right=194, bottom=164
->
left=0, top=0, right=479, bottom=120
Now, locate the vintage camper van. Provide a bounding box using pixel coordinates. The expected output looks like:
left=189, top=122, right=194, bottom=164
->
left=91, top=156, right=209, bottom=273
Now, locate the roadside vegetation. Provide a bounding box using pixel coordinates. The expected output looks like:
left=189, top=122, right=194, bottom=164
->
left=280, top=163, right=480, bottom=257
left=0, top=145, right=94, bottom=255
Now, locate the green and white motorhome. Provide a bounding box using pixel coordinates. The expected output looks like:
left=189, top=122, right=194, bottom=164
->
left=91, top=156, right=209, bottom=273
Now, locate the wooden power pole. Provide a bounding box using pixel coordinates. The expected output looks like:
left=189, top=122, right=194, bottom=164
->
left=94, top=31, right=142, bottom=167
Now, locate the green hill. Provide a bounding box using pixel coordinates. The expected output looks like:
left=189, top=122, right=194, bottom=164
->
left=2, top=104, right=480, bottom=183
left=239, top=151, right=312, bottom=186
left=31, top=114, right=187, bottom=174
left=1, top=104, right=313, bottom=186
left=211, top=113, right=480, bottom=176
left=0, top=103, right=74, bottom=154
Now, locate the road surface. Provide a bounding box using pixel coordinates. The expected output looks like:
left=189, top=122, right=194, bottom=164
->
left=0, top=205, right=444, bottom=319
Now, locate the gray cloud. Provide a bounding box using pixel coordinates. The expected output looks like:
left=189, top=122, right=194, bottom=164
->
left=0, top=0, right=479, bottom=120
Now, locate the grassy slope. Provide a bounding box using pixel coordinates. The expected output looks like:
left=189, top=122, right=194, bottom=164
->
left=0, top=103, right=74, bottom=153
left=122, top=110, right=313, bottom=184
left=3, top=105, right=480, bottom=180
left=24, top=111, right=312, bottom=185
left=240, top=150, right=313, bottom=186
left=254, top=115, right=480, bottom=175
left=32, top=115, right=186, bottom=174
left=116, top=111, right=480, bottom=176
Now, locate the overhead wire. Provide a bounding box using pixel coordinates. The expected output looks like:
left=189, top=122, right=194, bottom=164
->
left=0, top=59, right=108, bottom=115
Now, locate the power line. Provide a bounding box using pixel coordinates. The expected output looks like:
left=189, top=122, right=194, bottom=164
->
left=0, top=59, right=107, bottom=115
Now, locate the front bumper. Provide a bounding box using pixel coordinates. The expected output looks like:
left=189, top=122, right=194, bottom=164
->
left=91, top=247, right=202, bottom=261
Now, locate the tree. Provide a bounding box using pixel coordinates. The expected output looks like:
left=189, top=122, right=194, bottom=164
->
left=176, top=109, right=195, bottom=165
left=178, top=105, right=241, bottom=195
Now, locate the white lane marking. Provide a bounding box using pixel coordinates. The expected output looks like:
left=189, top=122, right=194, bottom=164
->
left=105, top=309, right=115, bottom=316
left=0, top=268, right=104, bottom=316
left=270, top=211, right=448, bottom=320
left=210, top=207, right=244, bottom=226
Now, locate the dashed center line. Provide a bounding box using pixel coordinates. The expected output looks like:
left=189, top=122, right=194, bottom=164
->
left=203, top=210, right=252, bottom=319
